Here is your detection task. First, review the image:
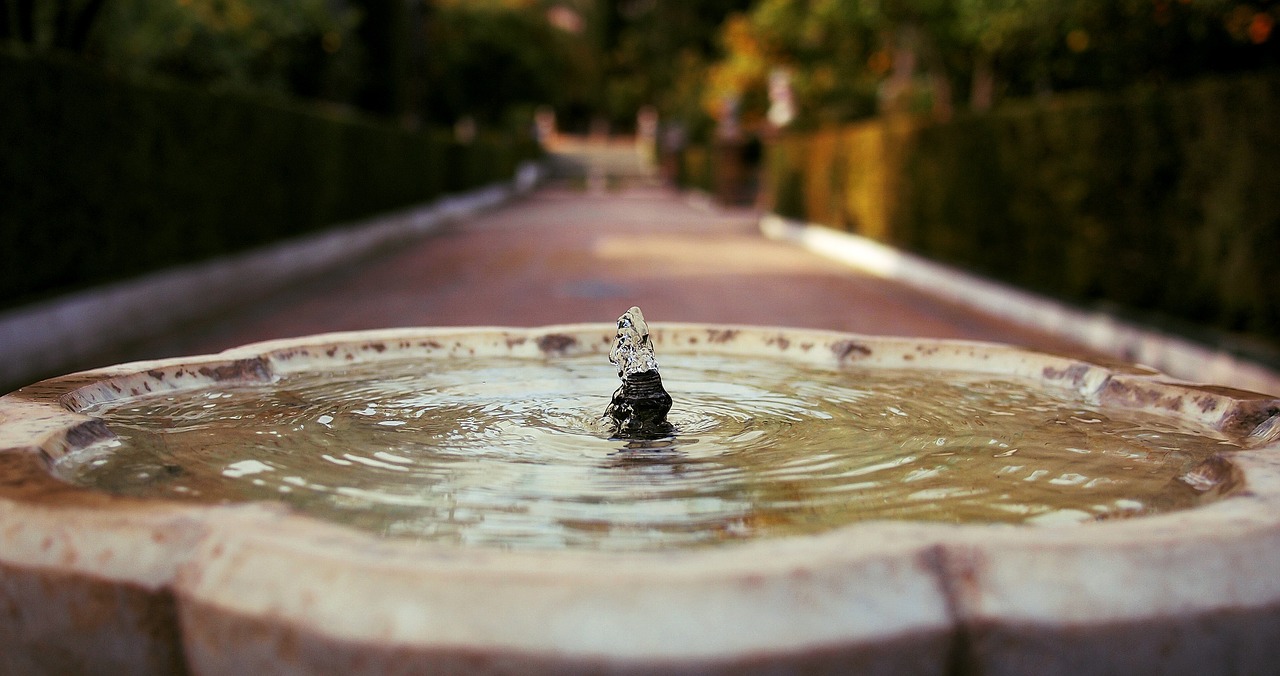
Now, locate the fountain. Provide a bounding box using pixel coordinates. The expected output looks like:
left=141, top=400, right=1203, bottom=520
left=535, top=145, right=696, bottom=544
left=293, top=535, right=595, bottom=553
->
left=603, top=306, right=674, bottom=440
left=1, top=312, right=1279, bottom=673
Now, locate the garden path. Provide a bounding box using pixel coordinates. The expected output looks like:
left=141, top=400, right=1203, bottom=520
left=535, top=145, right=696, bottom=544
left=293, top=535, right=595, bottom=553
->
left=142, top=184, right=1100, bottom=362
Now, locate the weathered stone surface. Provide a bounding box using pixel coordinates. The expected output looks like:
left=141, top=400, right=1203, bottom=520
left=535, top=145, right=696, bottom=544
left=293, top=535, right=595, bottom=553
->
left=1, top=326, right=1277, bottom=674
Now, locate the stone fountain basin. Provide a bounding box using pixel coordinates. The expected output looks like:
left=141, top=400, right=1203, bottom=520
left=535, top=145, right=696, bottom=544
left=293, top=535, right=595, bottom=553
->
left=2, top=324, right=1279, bottom=675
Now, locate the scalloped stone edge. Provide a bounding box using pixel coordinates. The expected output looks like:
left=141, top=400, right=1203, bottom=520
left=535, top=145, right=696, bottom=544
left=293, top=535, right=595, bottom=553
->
left=1, top=324, right=1278, bottom=674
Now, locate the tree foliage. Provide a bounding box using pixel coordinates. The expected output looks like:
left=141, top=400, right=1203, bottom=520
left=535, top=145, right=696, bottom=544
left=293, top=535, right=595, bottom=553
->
left=1, top=0, right=365, bottom=102
left=420, top=1, right=594, bottom=127
left=589, top=0, right=754, bottom=130
left=1, top=0, right=111, bottom=52
left=9, top=0, right=1278, bottom=137
left=708, top=0, right=1280, bottom=129
left=101, top=0, right=363, bottom=101
left=706, top=0, right=882, bottom=131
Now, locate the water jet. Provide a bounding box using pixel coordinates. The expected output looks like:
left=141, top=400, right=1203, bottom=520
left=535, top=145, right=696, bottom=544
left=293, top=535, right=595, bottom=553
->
left=604, top=306, right=674, bottom=440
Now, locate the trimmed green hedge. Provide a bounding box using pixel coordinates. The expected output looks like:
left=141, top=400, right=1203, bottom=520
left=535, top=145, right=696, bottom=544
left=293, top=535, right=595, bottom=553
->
left=0, top=51, right=539, bottom=309
left=764, top=71, right=1280, bottom=345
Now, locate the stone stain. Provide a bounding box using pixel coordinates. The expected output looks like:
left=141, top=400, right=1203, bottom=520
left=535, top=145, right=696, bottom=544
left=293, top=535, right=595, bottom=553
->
left=63, top=419, right=113, bottom=451
left=707, top=329, right=739, bottom=344
left=1042, top=364, right=1093, bottom=387
left=831, top=340, right=872, bottom=362
left=195, top=357, right=273, bottom=384
left=1102, top=379, right=1185, bottom=413
left=536, top=334, right=577, bottom=355
left=1195, top=396, right=1220, bottom=414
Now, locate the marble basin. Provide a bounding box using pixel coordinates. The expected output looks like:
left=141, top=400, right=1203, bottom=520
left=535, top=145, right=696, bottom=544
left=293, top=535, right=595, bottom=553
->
left=2, top=325, right=1278, bottom=675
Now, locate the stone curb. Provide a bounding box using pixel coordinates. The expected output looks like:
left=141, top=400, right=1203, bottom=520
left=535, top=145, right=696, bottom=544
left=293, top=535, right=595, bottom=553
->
left=760, top=214, right=1280, bottom=396
left=0, top=162, right=547, bottom=391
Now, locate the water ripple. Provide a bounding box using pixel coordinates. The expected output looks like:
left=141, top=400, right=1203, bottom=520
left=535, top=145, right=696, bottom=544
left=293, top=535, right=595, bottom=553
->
left=59, top=353, right=1235, bottom=550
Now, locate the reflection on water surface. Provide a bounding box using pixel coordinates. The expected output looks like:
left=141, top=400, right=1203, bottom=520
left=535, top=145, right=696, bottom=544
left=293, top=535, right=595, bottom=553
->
left=56, top=354, right=1236, bottom=550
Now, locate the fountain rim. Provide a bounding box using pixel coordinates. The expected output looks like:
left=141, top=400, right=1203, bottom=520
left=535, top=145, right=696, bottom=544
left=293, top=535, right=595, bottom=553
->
left=2, top=323, right=1279, bottom=663
left=4, top=321, right=1277, bottom=556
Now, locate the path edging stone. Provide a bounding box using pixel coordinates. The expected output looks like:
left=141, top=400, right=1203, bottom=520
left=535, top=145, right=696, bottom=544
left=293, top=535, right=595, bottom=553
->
left=760, top=213, right=1280, bottom=396
left=0, top=162, right=546, bottom=390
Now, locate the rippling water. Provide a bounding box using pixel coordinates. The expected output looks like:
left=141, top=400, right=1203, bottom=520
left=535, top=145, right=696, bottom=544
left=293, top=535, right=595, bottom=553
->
left=56, top=354, right=1236, bottom=550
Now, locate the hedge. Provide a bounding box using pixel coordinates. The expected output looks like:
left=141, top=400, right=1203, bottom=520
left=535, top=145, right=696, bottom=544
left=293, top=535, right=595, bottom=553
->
left=0, top=50, right=540, bottom=309
left=764, top=70, right=1280, bottom=346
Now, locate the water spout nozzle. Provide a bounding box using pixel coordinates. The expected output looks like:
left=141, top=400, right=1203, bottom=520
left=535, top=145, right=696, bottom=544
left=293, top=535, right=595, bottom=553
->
left=605, top=307, right=673, bottom=439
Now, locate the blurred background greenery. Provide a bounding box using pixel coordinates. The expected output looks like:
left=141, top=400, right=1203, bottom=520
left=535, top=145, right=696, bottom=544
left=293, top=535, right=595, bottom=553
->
left=0, top=0, right=757, bottom=132
left=9, top=0, right=1274, bottom=132
left=2, top=0, right=1279, bottom=350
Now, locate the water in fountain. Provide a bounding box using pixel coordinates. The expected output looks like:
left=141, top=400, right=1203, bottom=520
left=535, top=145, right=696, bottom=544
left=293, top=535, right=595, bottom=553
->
left=54, top=336, right=1239, bottom=551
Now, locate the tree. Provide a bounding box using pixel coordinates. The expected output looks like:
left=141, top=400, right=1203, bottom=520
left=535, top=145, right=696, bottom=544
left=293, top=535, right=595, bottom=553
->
left=595, top=0, right=755, bottom=130
left=706, top=0, right=882, bottom=130
left=85, top=0, right=363, bottom=103
left=705, top=0, right=1280, bottom=127
left=1, top=0, right=113, bottom=52
left=351, top=0, right=408, bottom=117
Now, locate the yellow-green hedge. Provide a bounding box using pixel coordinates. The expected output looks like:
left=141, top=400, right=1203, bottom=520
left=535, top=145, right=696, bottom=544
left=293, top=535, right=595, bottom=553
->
left=765, top=71, right=1280, bottom=344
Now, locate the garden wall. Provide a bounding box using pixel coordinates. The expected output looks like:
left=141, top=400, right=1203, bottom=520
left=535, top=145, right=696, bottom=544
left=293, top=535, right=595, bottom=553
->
left=764, top=71, right=1280, bottom=345
left=0, top=50, right=539, bottom=309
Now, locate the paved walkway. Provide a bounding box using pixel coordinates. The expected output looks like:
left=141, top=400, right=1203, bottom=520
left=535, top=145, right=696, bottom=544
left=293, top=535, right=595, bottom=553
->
left=138, top=184, right=1099, bottom=362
